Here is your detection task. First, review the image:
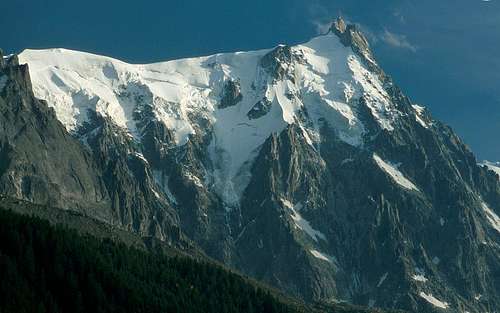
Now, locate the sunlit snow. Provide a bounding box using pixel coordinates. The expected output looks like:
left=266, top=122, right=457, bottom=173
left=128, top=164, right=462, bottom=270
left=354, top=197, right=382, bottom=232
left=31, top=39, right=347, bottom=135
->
left=132, top=152, right=148, bottom=164
left=412, top=274, right=428, bottom=282
left=412, top=104, right=430, bottom=128
left=281, top=199, right=326, bottom=242
left=419, top=292, right=449, bottom=309
left=183, top=172, right=204, bottom=188
left=19, top=33, right=403, bottom=206
left=481, top=161, right=500, bottom=179
left=373, top=154, right=419, bottom=191
left=482, top=201, right=500, bottom=233
left=309, top=249, right=333, bottom=263
left=151, top=188, right=161, bottom=199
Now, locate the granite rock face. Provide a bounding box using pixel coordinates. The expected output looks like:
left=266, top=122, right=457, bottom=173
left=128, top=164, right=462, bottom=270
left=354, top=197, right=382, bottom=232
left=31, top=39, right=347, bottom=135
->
left=219, top=80, right=243, bottom=109
left=0, top=50, right=185, bottom=247
left=0, top=52, right=109, bottom=218
left=3, top=18, right=500, bottom=312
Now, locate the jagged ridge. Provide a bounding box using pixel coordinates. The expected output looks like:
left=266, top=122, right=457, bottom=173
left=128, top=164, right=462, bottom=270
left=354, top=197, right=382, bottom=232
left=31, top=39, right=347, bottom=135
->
left=1, top=18, right=499, bottom=313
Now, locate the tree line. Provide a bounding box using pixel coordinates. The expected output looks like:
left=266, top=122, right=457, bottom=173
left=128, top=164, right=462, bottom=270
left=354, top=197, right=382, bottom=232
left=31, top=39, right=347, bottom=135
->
left=0, top=208, right=299, bottom=313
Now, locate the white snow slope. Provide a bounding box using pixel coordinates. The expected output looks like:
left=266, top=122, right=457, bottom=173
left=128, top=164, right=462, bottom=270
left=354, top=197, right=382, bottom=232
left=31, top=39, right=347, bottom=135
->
left=481, top=161, right=500, bottom=179
left=482, top=201, right=500, bottom=233
left=419, top=292, right=449, bottom=309
left=373, top=154, right=420, bottom=192
left=19, top=33, right=402, bottom=205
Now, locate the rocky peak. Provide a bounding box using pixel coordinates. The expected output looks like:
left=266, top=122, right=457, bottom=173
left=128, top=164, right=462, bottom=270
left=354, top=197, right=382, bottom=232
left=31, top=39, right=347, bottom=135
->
left=1, top=51, right=20, bottom=69
left=259, top=45, right=293, bottom=80
left=331, top=17, right=347, bottom=35
left=330, top=17, right=377, bottom=70
left=12, top=29, right=500, bottom=313
left=0, top=50, right=33, bottom=100
left=259, top=44, right=305, bottom=82
left=219, top=79, right=243, bottom=109
left=330, top=17, right=369, bottom=49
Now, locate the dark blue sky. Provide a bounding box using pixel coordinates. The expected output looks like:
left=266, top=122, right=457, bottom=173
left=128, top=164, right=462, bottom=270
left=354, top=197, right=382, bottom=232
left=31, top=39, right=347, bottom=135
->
left=2, top=0, right=499, bottom=160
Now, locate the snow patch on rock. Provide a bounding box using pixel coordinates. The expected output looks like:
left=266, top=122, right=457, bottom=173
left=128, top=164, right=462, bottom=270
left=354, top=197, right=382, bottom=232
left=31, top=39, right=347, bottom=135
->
left=412, top=104, right=430, bottom=128
left=132, top=152, right=148, bottom=164
left=412, top=274, right=428, bottom=283
left=419, top=292, right=449, bottom=309
left=481, top=161, right=500, bottom=179
left=481, top=201, right=500, bottom=233
left=412, top=268, right=428, bottom=282
left=281, top=199, right=326, bottom=242
left=151, top=188, right=161, bottom=199
left=184, top=172, right=204, bottom=188
left=309, top=249, right=333, bottom=263
left=348, top=56, right=398, bottom=131
left=152, top=171, right=177, bottom=205
left=373, top=154, right=419, bottom=191
left=377, top=272, right=388, bottom=287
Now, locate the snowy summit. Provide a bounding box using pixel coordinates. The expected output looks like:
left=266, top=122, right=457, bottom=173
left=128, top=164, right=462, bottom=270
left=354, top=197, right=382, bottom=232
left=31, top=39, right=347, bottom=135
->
left=19, top=26, right=412, bottom=205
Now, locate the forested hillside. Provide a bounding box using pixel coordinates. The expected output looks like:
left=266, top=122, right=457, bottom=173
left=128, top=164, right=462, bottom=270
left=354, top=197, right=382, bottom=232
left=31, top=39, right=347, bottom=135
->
left=0, top=208, right=298, bottom=313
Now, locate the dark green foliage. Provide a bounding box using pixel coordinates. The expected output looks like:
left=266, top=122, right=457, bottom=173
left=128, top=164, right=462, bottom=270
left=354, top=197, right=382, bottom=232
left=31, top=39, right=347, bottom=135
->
left=0, top=209, right=298, bottom=313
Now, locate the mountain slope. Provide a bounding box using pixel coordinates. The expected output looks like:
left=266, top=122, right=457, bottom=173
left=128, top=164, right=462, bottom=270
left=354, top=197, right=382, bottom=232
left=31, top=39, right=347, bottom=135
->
left=0, top=197, right=399, bottom=313
left=0, top=50, right=187, bottom=247
left=0, top=207, right=304, bottom=313
left=0, top=52, right=108, bottom=217
left=6, top=18, right=500, bottom=312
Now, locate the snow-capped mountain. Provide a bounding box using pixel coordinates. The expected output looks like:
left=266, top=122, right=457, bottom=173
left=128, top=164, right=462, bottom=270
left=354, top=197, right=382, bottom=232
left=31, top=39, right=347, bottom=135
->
left=18, top=22, right=401, bottom=209
left=1, top=18, right=499, bottom=312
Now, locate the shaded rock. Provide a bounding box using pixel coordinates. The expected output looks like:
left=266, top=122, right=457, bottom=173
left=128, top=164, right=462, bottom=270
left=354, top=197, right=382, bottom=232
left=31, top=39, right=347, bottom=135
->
left=247, top=98, right=272, bottom=120
left=219, top=79, right=243, bottom=109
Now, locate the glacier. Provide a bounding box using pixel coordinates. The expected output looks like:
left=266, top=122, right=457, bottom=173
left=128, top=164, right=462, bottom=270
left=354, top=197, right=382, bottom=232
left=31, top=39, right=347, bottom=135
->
left=19, top=33, right=403, bottom=205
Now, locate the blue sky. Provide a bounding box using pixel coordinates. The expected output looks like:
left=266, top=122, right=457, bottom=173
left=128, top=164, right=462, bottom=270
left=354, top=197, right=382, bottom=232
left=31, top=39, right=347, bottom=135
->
left=2, top=0, right=499, bottom=160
